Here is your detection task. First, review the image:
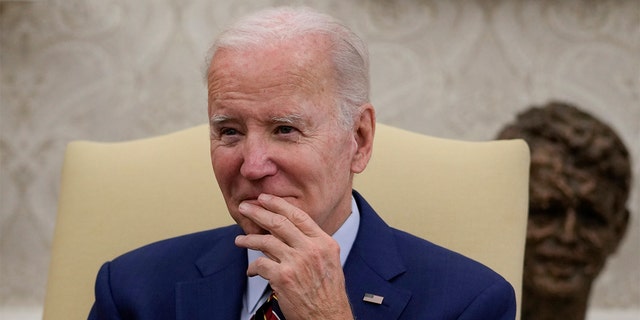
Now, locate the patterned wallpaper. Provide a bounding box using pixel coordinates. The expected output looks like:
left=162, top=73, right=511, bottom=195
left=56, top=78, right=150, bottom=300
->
left=1, top=0, right=638, bottom=312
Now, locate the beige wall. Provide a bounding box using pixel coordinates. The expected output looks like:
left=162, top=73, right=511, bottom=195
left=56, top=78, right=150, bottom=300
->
left=1, top=0, right=638, bottom=314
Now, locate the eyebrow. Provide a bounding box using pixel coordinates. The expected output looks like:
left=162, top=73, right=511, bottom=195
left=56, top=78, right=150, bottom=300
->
left=210, top=114, right=231, bottom=125
left=209, top=113, right=305, bottom=126
left=270, top=114, right=304, bottom=125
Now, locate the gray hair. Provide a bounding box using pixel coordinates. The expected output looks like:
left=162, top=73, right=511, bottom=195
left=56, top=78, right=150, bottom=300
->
left=204, top=6, right=370, bottom=129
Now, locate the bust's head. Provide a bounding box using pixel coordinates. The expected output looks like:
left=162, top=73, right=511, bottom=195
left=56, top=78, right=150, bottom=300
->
left=497, top=101, right=631, bottom=297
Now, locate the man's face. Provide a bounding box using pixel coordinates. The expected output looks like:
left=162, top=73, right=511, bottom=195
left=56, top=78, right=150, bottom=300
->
left=524, top=145, right=626, bottom=297
left=207, top=36, right=360, bottom=236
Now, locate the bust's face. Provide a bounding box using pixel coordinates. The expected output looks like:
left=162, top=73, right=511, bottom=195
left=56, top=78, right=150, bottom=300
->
left=523, top=144, right=626, bottom=297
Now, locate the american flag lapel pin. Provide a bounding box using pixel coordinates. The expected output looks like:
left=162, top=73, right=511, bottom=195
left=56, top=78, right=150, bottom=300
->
left=363, top=293, right=384, bottom=305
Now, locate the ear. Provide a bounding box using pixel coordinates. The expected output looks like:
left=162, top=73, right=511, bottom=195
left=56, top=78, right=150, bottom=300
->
left=351, top=103, right=376, bottom=174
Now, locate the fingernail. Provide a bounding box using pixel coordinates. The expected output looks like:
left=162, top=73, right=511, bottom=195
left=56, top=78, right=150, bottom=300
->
left=239, top=202, right=250, bottom=213
left=258, top=193, right=272, bottom=201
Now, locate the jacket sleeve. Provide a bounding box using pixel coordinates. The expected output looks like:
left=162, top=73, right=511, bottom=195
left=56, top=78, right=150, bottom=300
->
left=88, top=262, right=123, bottom=320
left=458, top=278, right=516, bottom=320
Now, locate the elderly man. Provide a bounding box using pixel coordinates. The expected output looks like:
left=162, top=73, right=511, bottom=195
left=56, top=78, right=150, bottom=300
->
left=89, top=7, right=515, bottom=319
left=497, top=102, right=631, bottom=320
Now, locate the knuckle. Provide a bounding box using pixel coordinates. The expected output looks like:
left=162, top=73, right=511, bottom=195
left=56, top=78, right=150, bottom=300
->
left=326, top=238, right=340, bottom=254
left=278, top=265, right=296, bottom=285
left=254, top=256, right=269, bottom=271
left=260, top=234, right=276, bottom=247
left=270, top=214, right=289, bottom=230
left=289, top=209, right=309, bottom=224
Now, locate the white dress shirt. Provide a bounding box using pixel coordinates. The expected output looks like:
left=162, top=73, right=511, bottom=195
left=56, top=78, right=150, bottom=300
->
left=240, top=196, right=361, bottom=319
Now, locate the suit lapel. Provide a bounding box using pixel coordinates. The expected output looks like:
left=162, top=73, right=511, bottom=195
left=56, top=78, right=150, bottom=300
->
left=176, top=226, right=247, bottom=320
left=345, top=192, right=412, bottom=319
left=345, top=254, right=412, bottom=319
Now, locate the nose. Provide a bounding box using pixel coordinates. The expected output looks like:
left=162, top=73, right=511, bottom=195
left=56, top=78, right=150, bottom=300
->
left=558, top=208, right=578, bottom=244
left=239, top=135, right=277, bottom=180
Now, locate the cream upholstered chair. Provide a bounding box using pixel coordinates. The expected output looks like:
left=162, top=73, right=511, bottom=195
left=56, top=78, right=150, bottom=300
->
left=43, top=123, right=529, bottom=319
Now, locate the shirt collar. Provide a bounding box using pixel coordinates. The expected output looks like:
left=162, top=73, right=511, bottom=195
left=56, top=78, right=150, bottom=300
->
left=244, top=195, right=361, bottom=315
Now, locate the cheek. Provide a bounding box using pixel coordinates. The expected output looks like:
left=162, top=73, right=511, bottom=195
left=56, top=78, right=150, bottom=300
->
left=323, top=134, right=355, bottom=168
left=580, top=228, right=614, bottom=254
left=211, top=147, right=240, bottom=189
left=526, top=221, right=557, bottom=243
left=315, top=149, right=351, bottom=188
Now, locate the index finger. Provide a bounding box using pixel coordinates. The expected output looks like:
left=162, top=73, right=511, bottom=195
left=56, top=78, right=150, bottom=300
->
left=256, top=193, right=326, bottom=238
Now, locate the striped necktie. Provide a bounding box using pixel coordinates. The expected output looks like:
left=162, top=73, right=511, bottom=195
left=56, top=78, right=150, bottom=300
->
left=251, top=290, right=285, bottom=320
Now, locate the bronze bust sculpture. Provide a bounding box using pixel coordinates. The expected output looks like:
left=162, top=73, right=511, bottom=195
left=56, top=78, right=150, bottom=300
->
left=496, top=102, right=631, bottom=320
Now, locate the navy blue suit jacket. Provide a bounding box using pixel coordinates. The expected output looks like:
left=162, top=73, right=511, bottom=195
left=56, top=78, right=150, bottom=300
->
left=89, top=191, right=516, bottom=319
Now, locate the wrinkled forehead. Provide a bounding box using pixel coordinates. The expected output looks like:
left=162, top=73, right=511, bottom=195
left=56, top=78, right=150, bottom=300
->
left=208, top=36, right=337, bottom=98
left=210, top=34, right=334, bottom=77
left=531, top=148, right=595, bottom=189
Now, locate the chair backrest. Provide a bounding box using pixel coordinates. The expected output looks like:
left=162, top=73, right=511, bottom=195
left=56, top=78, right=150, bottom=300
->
left=43, top=123, right=529, bottom=319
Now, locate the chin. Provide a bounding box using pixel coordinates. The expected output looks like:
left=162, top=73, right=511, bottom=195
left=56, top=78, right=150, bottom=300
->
left=229, top=214, right=265, bottom=235
left=240, top=223, right=269, bottom=235
left=529, top=274, right=589, bottom=298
